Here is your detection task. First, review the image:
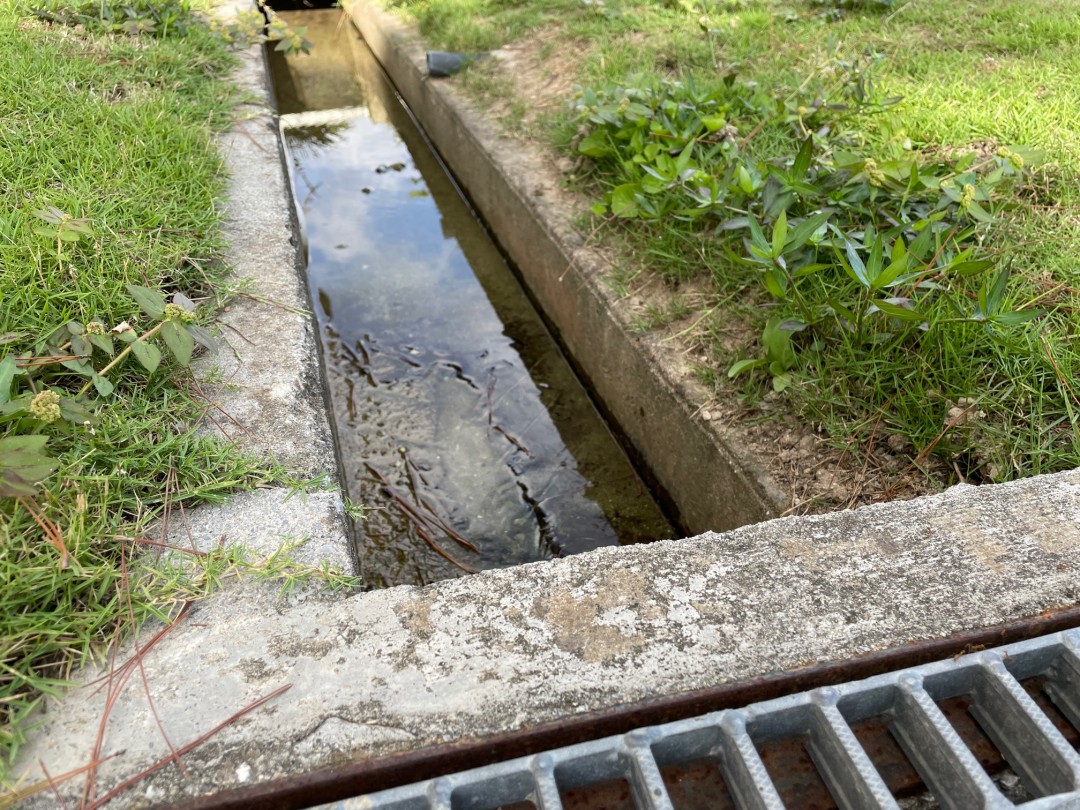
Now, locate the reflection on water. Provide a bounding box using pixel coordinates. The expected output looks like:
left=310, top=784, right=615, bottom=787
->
left=271, top=10, right=674, bottom=587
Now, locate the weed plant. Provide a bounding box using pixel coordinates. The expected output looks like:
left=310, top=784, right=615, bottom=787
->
left=0, top=2, right=348, bottom=780
left=567, top=39, right=1077, bottom=484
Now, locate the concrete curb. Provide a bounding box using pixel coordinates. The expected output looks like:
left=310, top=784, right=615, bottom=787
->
left=16, top=470, right=1080, bottom=807
left=177, top=3, right=353, bottom=577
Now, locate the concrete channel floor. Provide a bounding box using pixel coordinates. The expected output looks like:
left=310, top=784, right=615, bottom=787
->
left=12, top=4, right=1080, bottom=808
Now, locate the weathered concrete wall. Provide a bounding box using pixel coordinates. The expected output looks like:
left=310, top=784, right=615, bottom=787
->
left=342, top=0, right=786, bottom=534
left=15, top=470, right=1080, bottom=807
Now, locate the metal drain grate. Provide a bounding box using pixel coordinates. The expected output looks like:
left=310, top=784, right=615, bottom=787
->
left=317, top=630, right=1080, bottom=809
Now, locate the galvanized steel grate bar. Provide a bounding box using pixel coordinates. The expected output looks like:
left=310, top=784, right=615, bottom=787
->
left=317, top=629, right=1080, bottom=809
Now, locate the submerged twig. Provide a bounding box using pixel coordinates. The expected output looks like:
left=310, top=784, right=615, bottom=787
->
left=494, top=425, right=530, bottom=456
left=366, top=463, right=478, bottom=572
left=402, top=454, right=478, bottom=552
left=338, top=340, right=377, bottom=387
left=383, top=488, right=476, bottom=573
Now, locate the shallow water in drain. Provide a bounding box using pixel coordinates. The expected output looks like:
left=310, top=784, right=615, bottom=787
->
left=269, top=10, right=674, bottom=587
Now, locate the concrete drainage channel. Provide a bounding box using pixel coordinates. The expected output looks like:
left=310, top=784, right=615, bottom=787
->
left=268, top=12, right=676, bottom=586
left=12, top=2, right=1080, bottom=809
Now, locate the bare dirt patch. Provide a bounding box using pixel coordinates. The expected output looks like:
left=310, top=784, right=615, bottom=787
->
left=488, top=24, right=587, bottom=127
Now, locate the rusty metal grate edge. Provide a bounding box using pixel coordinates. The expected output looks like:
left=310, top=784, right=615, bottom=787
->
left=320, top=629, right=1080, bottom=810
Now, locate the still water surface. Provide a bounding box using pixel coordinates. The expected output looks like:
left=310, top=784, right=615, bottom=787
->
left=270, top=10, right=674, bottom=587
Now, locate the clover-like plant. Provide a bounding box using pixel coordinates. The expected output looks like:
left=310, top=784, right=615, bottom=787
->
left=0, top=285, right=218, bottom=499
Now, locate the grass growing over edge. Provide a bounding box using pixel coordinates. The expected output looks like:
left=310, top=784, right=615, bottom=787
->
left=0, top=3, right=355, bottom=781
left=376, top=0, right=1080, bottom=493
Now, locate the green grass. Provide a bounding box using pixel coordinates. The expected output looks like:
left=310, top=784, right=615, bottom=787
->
left=0, top=3, right=355, bottom=781
left=380, top=0, right=1080, bottom=490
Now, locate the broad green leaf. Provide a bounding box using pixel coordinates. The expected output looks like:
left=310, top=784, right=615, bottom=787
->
left=0, top=395, right=30, bottom=416
left=126, top=284, right=166, bottom=319
left=63, top=219, right=92, bottom=235
left=722, top=245, right=760, bottom=268
left=727, top=358, right=767, bottom=378
left=130, top=339, right=161, bottom=373
left=762, top=266, right=788, bottom=299
left=0, top=432, right=57, bottom=495
left=0, top=440, right=57, bottom=498
left=990, top=310, right=1042, bottom=326
left=985, top=264, right=1011, bottom=315
left=792, top=136, right=813, bottom=180
left=700, top=114, right=727, bottom=132
left=949, top=260, right=994, bottom=277
left=890, top=236, right=906, bottom=265
left=777, top=318, right=810, bottom=333
left=876, top=255, right=908, bottom=289
left=172, top=292, right=197, bottom=313
left=785, top=211, right=831, bottom=252
left=965, top=200, right=994, bottom=223
left=865, top=236, right=886, bottom=288
left=826, top=297, right=858, bottom=325
left=872, top=299, right=925, bottom=321
left=864, top=222, right=878, bottom=249
left=0, top=473, right=41, bottom=498
left=762, top=317, right=797, bottom=369
left=0, top=355, right=15, bottom=406
left=793, top=262, right=830, bottom=278
left=748, top=216, right=770, bottom=254
left=92, top=374, right=114, bottom=397
left=771, top=210, right=788, bottom=259
left=60, top=357, right=94, bottom=377
left=610, top=183, right=640, bottom=218
left=88, top=334, right=115, bottom=355
left=0, top=434, right=49, bottom=454
left=737, top=164, right=755, bottom=194
left=161, top=320, right=194, bottom=367
left=70, top=334, right=91, bottom=358
left=908, top=223, right=934, bottom=261
left=843, top=241, right=870, bottom=288
left=185, top=325, right=218, bottom=353
left=717, top=216, right=750, bottom=232
left=7, top=462, right=56, bottom=481
left=831, top=150, right=862, bottom=170
left=32, top=207, right=65, bottom=225
left=59, top=397, right=97, bottom=425
left=789, top=180, right=821, bottom=197
left=578, top=129, right=613, bottom=158
left=674, top=141, right=695, bottom=175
